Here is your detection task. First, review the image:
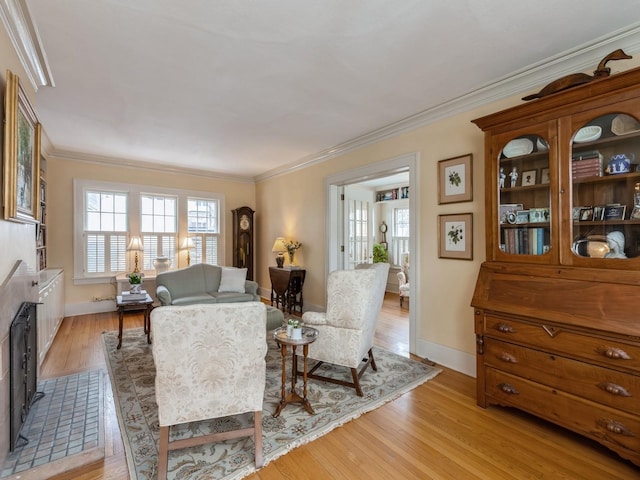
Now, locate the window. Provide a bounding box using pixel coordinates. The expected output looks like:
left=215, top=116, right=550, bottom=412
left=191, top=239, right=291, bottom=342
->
left=74, top=179, right=225, bottom=284
left=84, top=190, right=128, bottom=274
left=347, top=199, right=369, bottom=268
left=187, top=198, right=220, bottom=265
left=141, top=194, right=177, bottom=270
left=392, top=207, right=410, bottom=265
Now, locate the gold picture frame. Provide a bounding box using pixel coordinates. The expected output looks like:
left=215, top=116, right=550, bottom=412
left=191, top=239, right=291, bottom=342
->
left=438, top=154, right=472, bottom=204
left=3, top=70, right=41, bottom=223
left=438, top=213, right=473, bottom=260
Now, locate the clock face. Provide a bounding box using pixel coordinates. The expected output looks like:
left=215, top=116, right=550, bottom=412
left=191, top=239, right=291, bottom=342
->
left=240, top=215, right=250, bottom=231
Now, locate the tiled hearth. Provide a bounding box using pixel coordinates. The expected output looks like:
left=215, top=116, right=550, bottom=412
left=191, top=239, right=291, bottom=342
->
left=0, top=370, right=103, bottom=478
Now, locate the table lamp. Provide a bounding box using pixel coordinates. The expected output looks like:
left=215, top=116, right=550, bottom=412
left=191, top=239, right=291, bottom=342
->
left=272, top=237, right=286, bottom=268
left=127, top=236, right=143, bottom=273
left=182, top=237, right=195, bottom=266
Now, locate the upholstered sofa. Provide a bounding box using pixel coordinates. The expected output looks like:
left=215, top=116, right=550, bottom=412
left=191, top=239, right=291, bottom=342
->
left=155, top=264, right=259, bottom=306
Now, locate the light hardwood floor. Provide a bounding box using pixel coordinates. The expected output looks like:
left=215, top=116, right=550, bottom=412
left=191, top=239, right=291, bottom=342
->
left=40, top=294, right=638, bottom=479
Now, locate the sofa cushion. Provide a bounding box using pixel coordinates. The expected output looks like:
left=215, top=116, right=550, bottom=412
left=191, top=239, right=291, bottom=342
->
left=171, top=294, right=218, bottom=306
left=218, top=267, right=248, bottom=293
left=211, top=292, right=255, bottom=303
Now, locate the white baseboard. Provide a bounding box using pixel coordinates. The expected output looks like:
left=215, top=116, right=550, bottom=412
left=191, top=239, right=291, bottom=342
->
left=65, top=300, right=116, bottom=317
left=415, top=338, right=476, bottom=378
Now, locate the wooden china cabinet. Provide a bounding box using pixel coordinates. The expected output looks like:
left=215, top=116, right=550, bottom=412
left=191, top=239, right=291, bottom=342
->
left=471, top=65, right=640, bottom=466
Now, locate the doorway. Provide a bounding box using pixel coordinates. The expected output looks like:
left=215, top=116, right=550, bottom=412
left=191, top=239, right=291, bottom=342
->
left=325, top=153, right=419, bottom=354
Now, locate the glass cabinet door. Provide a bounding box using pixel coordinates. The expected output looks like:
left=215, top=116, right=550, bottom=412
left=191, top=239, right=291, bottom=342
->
left=497, top=134, right=552, bottom=257
left=570, top=111, right=640, bottom=262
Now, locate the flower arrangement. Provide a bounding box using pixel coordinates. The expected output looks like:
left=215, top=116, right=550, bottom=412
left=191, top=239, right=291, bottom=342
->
left=283, top=240, right=302, bottom=255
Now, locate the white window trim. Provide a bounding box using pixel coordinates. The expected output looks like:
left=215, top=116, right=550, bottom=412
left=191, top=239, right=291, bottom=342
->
left=73, top=179, right=225, bottom=285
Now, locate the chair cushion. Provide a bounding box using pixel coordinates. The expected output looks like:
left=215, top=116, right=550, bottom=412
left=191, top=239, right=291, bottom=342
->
left=218, top=267, right=248, bottom=293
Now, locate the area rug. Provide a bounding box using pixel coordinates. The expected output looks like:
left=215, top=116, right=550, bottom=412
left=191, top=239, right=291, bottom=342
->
left=103, top=328, right=441, bottom=480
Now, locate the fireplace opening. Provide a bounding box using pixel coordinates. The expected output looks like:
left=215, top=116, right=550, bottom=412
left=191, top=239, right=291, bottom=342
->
left=10, top=302, right=44, bottom=451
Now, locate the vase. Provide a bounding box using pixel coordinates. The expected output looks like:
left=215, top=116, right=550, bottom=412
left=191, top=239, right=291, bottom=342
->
left=129, top=283, right=142, bottom=294
left=291, top=328, right=302, bottom=340
left=153, top=256, right=171, bottom=273
left=288, top=252, right=295, bottom=265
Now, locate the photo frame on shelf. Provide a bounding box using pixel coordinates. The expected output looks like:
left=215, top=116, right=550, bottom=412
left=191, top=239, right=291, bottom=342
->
left=438, top=213, right=473, bottom=260
left=521, top=169, right=537, bottom=186
left=438, top=154, right=472, bottom=204
left=499, top=203, right=523, bottom=224
left=2, top=70, right=41, bottom=223
left=603, top=204, right=626, bottom=221
left=540, top=167, right=550, bottom=184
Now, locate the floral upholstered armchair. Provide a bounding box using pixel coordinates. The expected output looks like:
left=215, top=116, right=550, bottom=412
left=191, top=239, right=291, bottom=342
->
left=397, top=252, right=410, bottom=307
left=151, top=302, right=267, bottom=479
left=301, top=262, right=390, bottom=396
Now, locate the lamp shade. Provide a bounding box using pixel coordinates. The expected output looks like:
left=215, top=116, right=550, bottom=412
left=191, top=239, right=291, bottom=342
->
left=181, top=237, right=194, bottom=249
left=127, top=236, right=143, bottom=251
left=272, top=237, right=287, bottom=253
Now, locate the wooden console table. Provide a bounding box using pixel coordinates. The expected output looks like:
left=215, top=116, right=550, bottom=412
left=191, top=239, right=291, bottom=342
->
left=269, top=267, right=306, bottom=314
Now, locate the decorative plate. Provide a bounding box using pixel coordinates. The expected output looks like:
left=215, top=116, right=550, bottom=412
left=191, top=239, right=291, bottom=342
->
left=503, top=138, right=533, bottom=158
left=573, top=125, right=602, bottom=143
left=611, top=114, right=640, bottom=136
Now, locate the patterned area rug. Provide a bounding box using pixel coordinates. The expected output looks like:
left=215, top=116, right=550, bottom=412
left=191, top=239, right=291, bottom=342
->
left=103, top=328, right=441, bottom=480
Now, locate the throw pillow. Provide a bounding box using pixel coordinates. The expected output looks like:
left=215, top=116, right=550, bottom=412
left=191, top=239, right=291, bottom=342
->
left=218, top=267, right=248, bottom=293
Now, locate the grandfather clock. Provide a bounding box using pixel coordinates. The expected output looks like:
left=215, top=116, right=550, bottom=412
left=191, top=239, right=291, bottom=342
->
left=232, top=206, right=254, bottom=280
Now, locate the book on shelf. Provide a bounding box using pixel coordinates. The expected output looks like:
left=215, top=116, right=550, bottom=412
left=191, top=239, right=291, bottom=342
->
left=572, top=150, right=603, bottom=162
left=122, top=290, right=148, bottom=301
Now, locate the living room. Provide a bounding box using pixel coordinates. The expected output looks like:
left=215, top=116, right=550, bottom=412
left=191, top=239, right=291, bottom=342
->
left=1, top=2, right=640, bottom=478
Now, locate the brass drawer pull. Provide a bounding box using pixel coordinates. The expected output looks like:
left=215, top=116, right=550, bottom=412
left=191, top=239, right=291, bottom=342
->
left=597, top=347, right=632, bottom=360
left=596, top=418, right=634, bottom=436
left=498, top=383, right=519, bottom=395
left=499, top=352, right=517, bottom=363
left=496, top=323, right=515, bottom=334
left=597, top=382, right=631, bottom=397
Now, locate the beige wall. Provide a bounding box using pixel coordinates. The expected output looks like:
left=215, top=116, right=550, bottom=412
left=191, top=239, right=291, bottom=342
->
left=46, top=157, right=255, bottom=308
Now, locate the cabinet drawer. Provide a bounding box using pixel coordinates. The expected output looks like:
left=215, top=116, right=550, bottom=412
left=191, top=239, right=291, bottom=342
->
left=485, top=368, right=640, bottom=459
left=484, top=339, right=639, bottom=415
left=483, top=315, right=640, bottom=372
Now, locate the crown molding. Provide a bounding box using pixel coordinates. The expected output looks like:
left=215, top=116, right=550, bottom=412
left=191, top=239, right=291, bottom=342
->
left=0, top=0, right=54, bottom=90
left=47, top=149, right=256, bottom=184
left=255, top=23, right=640, bottom=184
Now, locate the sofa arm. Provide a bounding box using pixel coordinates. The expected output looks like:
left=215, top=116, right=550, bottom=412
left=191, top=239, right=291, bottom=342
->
left=244, top=280, right=259, bottom=296
left=156, top=285, right=172, bottom=306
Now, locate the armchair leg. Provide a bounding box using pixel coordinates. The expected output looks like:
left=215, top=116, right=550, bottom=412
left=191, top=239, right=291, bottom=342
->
left=254, top=411, right=264, bottom=468
left=307, top=348, right=377, bottom=397
left=158, top=426, right=169, bottom=480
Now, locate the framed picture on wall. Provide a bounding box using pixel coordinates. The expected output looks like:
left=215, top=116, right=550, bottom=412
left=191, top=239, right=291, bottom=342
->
left=438, top=213, right=473, bottom=260
left=2, top=70, right=41, bottom=223
left=438, top=154, right=473, bottom=204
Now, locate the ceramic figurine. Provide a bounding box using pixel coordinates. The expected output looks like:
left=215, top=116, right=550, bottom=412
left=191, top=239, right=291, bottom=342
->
left=509, top=166, right=518, bottom=188
left=605, top=231, right=627, bottom=259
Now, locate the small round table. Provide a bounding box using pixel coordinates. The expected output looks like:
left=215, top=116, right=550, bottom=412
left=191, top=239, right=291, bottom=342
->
left=273, top=326, right=319, bottom=417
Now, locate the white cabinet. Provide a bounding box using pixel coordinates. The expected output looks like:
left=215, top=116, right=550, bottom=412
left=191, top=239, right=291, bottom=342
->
left=37, top=269, right=64, bottom=371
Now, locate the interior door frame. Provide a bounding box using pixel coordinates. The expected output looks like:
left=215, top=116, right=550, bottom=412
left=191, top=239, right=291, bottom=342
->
left=325, top=152, right=419, bottom=354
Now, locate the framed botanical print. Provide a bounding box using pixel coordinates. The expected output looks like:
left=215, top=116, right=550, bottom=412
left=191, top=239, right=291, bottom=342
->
left=438, top=213, right=473, bottom=260
left=438, top=154, right=472, bottom=204
left=3, top=70, right=41, bottom=223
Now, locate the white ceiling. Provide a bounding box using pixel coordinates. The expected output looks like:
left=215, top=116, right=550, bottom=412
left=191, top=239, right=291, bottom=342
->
left=21, top=1, right=640, bottom=181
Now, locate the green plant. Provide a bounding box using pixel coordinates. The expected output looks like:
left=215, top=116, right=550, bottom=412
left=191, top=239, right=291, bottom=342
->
left=127, top=272, right=142, bottom=284
left=372, top=243, right=388, bottom=263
